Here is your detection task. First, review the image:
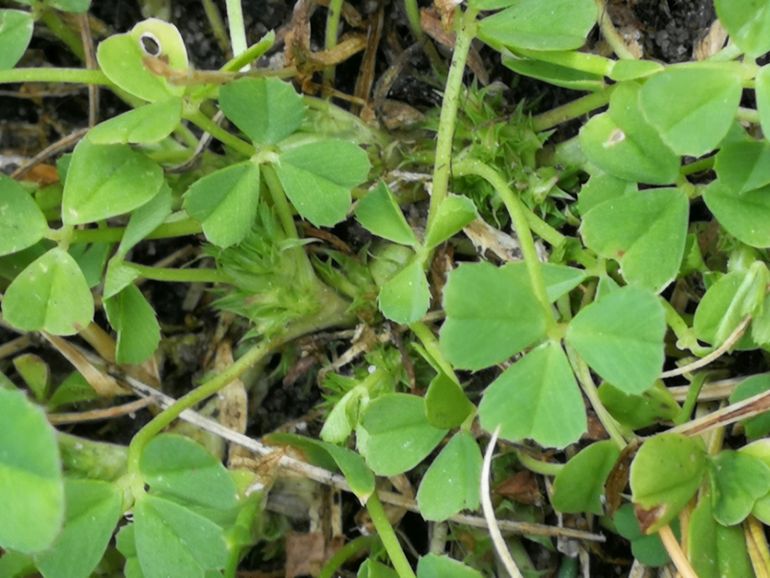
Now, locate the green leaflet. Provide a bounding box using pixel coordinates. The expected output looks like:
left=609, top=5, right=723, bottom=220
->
left=219, top=77, right=305, bottom=145
left=2, top=248, right=94, bottom=336
left=183, top=162, right=261, bottom=248
left=355, top=182, right=418, bottom=247
left=579, top=83, right=679, bottom=185
left=639, top=65, right=743, bottom=157
left=688, top=496, right=753, bottom=578
left=34, top=479, right=122, bottom=578
left=729, top=374, right=770, bottom=439
left=703, top=180, right=770, bottom=248
left=440, top=261, right=548, bottom=370
left=714, top=0, right=770, bottom=57
left=552, top=440, right=620, bottom=515
left=97, top=18, right=188, bottom=102
left=0, top=10, right=33, bottom=70
left=416, top=554, right=483, bottom=578
left=133, top=495, right=228, bottom=578
left=275, top=139, right=370, bottom=227
left=478, top=341, right=586, bottom=448
left=378, top=257, right=431, bottom=324
left=580, top=187, right=689, bottom=293
left=358, top=393, right=447, bottom=476
left=62, top=140, right=164, bottom=225
left=566, top=285, right=665, bottom=395
left=630, top=434, right=707, bottom=534
left=87, top=97, right=183, bottom=145
left=416, top=432, right=482, bottom=521
left=707, top=450, right=770, bottom=526
left=0, top=175, right=48, bottom=257
left=478, top=0, right=597, bottom=51
left=0, top=388, right=64, bottom=554
left=104, top=285, right=161, bottom=365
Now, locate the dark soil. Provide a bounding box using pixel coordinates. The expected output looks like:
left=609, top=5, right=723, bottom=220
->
left=632, top=0, right=716, bottom=62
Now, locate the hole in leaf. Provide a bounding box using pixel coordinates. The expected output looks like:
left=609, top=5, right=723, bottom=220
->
left=139, top=33, right=161, bottom=57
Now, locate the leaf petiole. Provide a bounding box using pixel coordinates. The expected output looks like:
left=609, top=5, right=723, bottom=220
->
left=366, top=492, right=416, bottom=578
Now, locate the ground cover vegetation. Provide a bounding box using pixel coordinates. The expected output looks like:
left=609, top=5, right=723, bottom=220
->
left=0, top=0, right=770, bottom=576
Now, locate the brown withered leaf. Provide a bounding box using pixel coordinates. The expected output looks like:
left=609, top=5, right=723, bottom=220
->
left=285, top=532, right=326, bottom=578
left=420, top=7, right=489, bottom=84
left=634, top=504, right=667, bottom=535
left=605, top=439, right=640, bottom=516
left=22, top=163, right=59, bottom=185
left=694, top=20, right=728, bottom=60
left=495, top=470, right=543, bottom=506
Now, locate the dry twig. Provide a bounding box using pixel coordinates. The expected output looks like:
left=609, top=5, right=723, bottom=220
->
left=118, top=372, right=606, bottom=543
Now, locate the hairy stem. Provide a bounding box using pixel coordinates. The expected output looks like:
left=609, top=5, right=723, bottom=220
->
left=427, top=8, right=477, bottom=232
left=323, top=0, right=345, bottom=84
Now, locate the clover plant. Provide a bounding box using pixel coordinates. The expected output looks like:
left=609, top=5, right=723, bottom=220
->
left=2, top=0, right=770, bottom=575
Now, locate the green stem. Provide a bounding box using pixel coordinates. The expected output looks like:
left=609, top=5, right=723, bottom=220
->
left=127, top=337, right=282, bottom=472
left=526, top=212, right=566, bottom=248
left=225, top=0, right=248, bottom=62
left=517, top=48, right=615, bottom=76
left=403, top=0, right=423, bottom=42
left=516, top=450, right=564, bottom=476
left=201, top=0, right=231, bottom=55
left=366, top=492, right=416, bottom=578
left=737, top=107, right=761, bottom=124
left=323, top=0, right=344, bottom=84
left=410, top=321, right=459, bottom=383
left=261, top=164, right=319, bottom=282
left=319, top=535, right=377, bottom=578
left=674, top=372, right=708, bottom=425
left=402, top=0, right=446, bottom=76
left=427, top=8, right=477, bottom=232
left=40, top=9, right=85, bottom=61
left=453, top=158, right=557, bottom=335
left=64, top=218, right=202, bottom=244
left=222, top=31, right=276, bottom=72
left=594, top=0, right=636, bottom=60
left=0, top=68, right=110, bottom=85
left=532, top=86, right=615, bottom=131
left=174, top=124, right=201, bottom=149
left=261, top=164, right=299, bottom=239
left=566, top=345, right=627, bottom=449
left=186, top=110, right=255, bottom=156
left=681, top=156, right=715, bottom=177
left=660, top=298, right=711, bottom=356
left=125, top=262, right=232, bottom=284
